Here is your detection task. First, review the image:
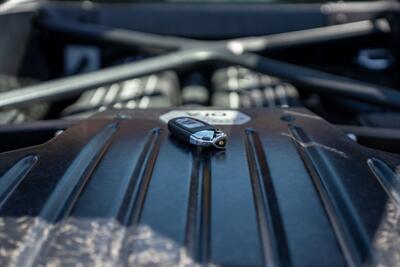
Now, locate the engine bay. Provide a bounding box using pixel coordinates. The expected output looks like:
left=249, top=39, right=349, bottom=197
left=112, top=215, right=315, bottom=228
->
left=0, top=0, right=400, bottom=156
left=1, top=1, right=400, bottom=266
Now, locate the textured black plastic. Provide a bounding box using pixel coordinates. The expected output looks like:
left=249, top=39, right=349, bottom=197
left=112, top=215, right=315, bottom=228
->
left=0, top=108, right=399, bottom=267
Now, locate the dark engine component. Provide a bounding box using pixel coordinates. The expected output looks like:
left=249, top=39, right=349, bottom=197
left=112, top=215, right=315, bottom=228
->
left=0, top=108, right=398, bottom=267
left=181, top=72, right=210, bottom=106
left=358, top=112, right=400, bottom=129
left=62, top=71, right=180, bottom=118
left=212, top=66, right=300, bottom=108
left=63, top=67, right=301, bottom=117
left=0, top=75, right=48, bottom=124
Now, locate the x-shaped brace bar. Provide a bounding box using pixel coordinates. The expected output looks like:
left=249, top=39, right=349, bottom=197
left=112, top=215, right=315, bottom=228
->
left=0, top=17, right=398, bottom=109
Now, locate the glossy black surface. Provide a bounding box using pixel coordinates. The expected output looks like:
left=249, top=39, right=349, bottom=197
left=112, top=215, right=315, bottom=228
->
left=0, top=108, right=399, bottom=266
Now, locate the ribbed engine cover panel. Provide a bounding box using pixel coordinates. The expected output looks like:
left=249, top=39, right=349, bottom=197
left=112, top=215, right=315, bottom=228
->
left=0, top=108, right=399, bottom=267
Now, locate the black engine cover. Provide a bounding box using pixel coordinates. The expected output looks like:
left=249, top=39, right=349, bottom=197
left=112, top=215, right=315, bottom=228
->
left=0, top=108, right=399, bottom=267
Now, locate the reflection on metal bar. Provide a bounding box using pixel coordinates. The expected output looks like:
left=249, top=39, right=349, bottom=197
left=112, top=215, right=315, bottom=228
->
left=0, top=18, right=397, bottom=110
left=229, top=18, right=390, bottom=52
left=41, top=17, right=389, bottom=53
left=221, top=52, right=400, bottom=109
left=40, top=19, right=198, bottom=51
left=0, top=49, right=217, bottom=109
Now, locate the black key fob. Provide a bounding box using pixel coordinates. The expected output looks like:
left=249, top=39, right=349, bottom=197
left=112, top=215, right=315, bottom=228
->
left=168, top=117, right=227, bottom=149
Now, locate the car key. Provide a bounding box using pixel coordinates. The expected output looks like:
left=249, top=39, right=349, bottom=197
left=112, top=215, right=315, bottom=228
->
left=168, top=117, right=227, bottom=149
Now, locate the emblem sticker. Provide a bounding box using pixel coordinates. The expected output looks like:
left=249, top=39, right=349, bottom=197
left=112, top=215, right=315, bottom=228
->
left=160, top=110, right=250, bottom=125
